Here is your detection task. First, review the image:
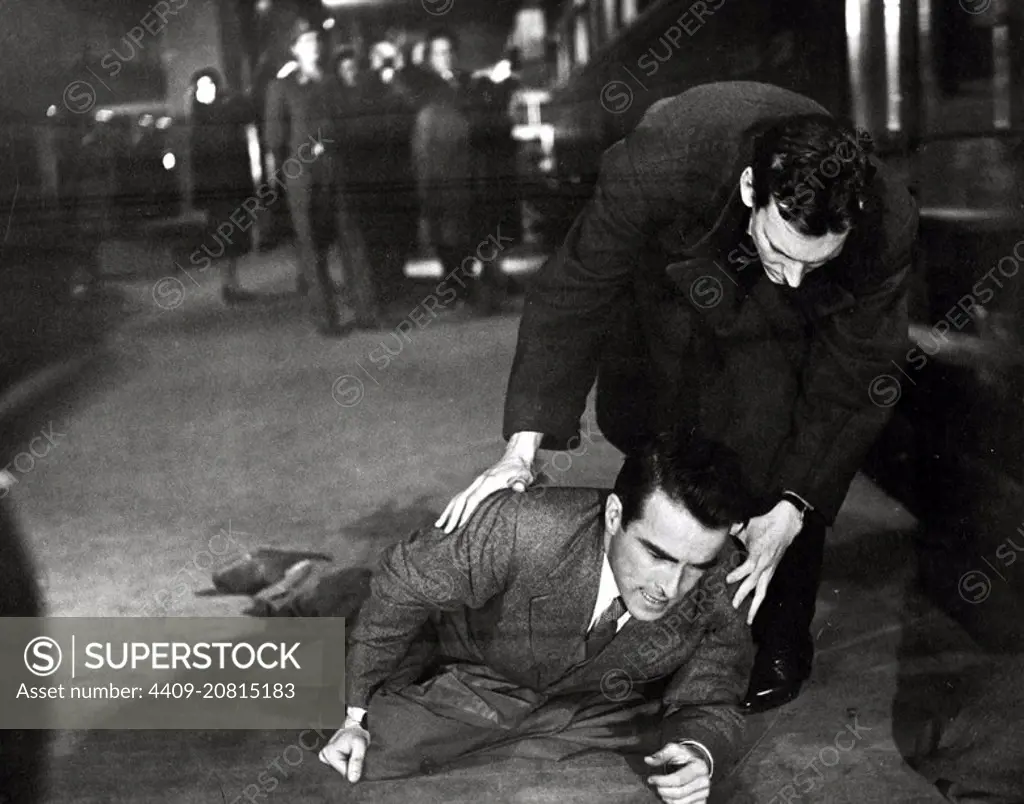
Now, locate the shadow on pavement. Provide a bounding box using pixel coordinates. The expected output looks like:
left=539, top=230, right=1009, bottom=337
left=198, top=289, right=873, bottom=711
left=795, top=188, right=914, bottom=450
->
left=892, top=595, right=1024, bottom=802
left=1, top=344, right=126, bottom=463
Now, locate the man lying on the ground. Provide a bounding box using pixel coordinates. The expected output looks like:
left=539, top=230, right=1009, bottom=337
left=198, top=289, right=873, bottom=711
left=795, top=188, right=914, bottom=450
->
left=319, top=429, right=756, bottom=804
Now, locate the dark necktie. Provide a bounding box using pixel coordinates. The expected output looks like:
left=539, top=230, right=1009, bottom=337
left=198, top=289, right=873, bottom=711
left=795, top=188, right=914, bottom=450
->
left=585, top=596, right=626, bottom=660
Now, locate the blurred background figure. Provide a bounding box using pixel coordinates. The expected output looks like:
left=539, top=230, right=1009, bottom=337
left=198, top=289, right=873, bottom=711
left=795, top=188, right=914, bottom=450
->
left=333, top=47, right=361, bottom=91
left=410, top=39, right=427, bottom=69
left=467, top=46, right=522, bottom=295
left=346, top=38, right=419, bottom=309
left=188, top=68, right=256, bottom=304
left=368, top=40, right=404, bottom=88
left=265, top=17, right=379, bottom=335
left=413, top=28, right=500, bottom=313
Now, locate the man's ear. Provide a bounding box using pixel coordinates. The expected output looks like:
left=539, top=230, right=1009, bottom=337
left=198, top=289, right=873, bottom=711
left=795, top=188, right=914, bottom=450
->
left=728, top=520, right=747, bottom=537
left=604, top=493, right=622, bottom=536
left=739, top=166, right=756, bottom=209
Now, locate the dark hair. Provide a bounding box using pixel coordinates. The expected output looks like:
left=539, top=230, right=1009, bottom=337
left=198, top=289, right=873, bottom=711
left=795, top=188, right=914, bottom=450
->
left=751, top=115, right=873, bottom=237
left=425, top=28, right=459, bottom=55
left=613, top=429, right=753, bottom=531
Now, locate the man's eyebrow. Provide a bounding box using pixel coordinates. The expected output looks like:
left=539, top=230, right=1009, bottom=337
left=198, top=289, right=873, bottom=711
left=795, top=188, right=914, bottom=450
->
left=638, top=537, right=679, bottom=563
left=639, top=538, right=718, bottom=570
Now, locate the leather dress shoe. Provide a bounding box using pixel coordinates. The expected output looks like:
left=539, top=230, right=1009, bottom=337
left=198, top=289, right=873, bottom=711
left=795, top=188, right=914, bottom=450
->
left=742, top=648, right=812, bottom=714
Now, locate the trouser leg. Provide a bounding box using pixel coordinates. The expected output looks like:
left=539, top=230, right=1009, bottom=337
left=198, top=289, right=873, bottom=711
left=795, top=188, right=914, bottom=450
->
left=358, top=207, right=400, bottom=307
left=286, top=178, right=336, bottom=323
left=751, top=516, right=827, bottom=671
left=333, top=189, right=379, bottom=322
left=435, top=243, right=472, bottom=301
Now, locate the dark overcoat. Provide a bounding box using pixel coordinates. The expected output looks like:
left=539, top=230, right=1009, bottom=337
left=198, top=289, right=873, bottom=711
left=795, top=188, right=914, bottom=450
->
left=504, top=82, right=918, bottom=524
left=410, top=70, right=474, bottom=248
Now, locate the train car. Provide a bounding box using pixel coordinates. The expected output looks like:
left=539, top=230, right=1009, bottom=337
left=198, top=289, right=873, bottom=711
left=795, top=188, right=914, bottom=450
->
left=536, top=0, right=851, bottom=232
left=0, top=107, right=107, bottom=384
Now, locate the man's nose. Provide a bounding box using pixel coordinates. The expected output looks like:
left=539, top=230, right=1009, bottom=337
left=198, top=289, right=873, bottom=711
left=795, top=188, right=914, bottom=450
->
left=660, top=565, right=688, bottom=599
left=783, top=263, right=807, bottom=288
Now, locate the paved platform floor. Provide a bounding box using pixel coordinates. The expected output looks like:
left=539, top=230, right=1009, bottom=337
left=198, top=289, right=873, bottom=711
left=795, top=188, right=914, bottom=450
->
left=2, top=246, right=993, bottom=802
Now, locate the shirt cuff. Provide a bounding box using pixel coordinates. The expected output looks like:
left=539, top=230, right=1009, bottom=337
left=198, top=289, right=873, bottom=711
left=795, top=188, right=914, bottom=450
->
left=677, top=740, right=714, bottom=779
left=345, top=706, right=367, bottom=726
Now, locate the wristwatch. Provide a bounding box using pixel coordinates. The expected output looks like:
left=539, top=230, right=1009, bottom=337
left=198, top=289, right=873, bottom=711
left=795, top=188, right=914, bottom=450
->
left=781, top=491, right=814, bottom=521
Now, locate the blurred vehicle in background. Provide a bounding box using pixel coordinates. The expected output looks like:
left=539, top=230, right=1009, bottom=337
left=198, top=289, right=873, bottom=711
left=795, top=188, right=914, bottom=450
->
left=0, top=105, right=104, bottom=384
left=89, top=103, right=183, bottom=226
left=536, top=0, right=1024, bottom=639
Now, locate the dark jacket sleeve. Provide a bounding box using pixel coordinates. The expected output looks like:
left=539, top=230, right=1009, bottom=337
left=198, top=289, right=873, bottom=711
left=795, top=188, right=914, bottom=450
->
left=502, top=113, right=683, bottom=450
left=772, top=208, right=918, bottom=523
left=345, top=494, right=519, bottom=709
left=263, top=79, right=287, bottom=158
left=660, top=597, right=755, bottom=776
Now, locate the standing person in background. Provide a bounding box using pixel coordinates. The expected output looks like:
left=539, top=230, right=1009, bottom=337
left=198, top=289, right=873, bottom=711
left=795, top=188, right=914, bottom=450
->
left=466, top=47, right=524, bottom=311
left=333, top=47, right=361, bottom=92
left=349, top=41, right=419, bottom=309
left=265, top=18, right=380, bottom=335
left=412, top=29, right=499, bottom=314
left=189, top=69, right=256, bottom=304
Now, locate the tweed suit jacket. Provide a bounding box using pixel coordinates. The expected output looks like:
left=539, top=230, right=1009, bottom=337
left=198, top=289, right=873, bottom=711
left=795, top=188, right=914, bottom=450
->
left=503, top=81, right=918, bottom=523
left=346, top=487, right=755, bottom=772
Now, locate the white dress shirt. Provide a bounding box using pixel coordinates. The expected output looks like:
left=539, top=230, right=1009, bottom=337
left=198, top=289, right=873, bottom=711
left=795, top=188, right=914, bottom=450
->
left=587, top=552, right=632, bottom=633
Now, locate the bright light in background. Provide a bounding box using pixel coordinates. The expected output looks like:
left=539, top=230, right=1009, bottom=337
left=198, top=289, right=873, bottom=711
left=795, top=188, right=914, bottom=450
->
left=246, top=123, right=262, bottom=187
left=993, top=21, right=1011, bottom=129
left=845, top=0, right=869, bottom=133
left=195, top=75, right=217, bottom=105
left=139, top=113, right=154, bottom=127
left=46, top=105, right=57, bottom=117
left=323, top=17, right=335, bottom=29
left=95, top=109, right=113, bottom=122
left=884, top=0, right=902, bottom=132
left=491, top=59, right=512, bottom=83
left=845, top=0, right=862, bottom=38
left=162, top=152, right=176, bottom=170
left=155, top=116, right=172, bottom=130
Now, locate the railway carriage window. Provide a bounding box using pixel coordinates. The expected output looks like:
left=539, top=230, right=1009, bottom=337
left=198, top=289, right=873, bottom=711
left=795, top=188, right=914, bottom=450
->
left=921, top=0, right=1008, bottom=135
left=590, top=0, right=603, bottom=48
left=574, top=12, right=590, bottom=65
left=621, top=0, right=637, bottom=26
left=604, top=0, right=617, bottom=42
left=557, top=34, right=571, bottom=81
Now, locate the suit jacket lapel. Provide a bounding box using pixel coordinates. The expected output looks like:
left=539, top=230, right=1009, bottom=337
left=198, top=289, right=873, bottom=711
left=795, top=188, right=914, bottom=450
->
left=528, top=525, right=604, bottom=690
left=552, top=556, right=727, bottom=692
